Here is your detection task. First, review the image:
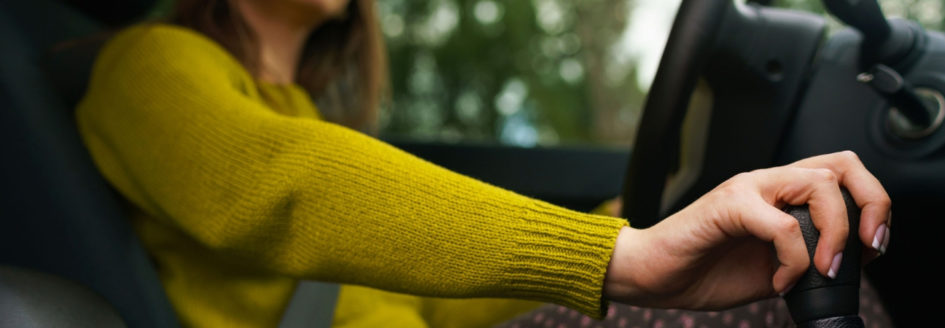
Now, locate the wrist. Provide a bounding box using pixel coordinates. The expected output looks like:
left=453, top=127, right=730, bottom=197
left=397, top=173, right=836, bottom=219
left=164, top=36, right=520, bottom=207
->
left=603, top=226, right=644, bottom=303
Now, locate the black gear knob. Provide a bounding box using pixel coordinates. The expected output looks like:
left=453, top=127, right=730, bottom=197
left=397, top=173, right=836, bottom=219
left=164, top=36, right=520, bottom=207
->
left=782, top=188, right=865, bottom=327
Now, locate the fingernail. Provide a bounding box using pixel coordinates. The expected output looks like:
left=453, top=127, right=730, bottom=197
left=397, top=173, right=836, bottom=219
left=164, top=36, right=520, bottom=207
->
left=779, top=282, right=797, bottom=297
left=881, top=227, right=890, bottom=253
left=872, top=224, right=887, bottom=253
left=827, top=253, right=843, bottom=279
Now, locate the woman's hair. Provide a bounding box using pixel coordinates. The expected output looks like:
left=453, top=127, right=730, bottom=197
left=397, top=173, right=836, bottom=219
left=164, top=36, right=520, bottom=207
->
left=171, top=0, right=388, bottom=132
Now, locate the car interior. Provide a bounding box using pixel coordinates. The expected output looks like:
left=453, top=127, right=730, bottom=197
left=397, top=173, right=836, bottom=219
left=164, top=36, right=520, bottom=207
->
left=1, top=0, right=939, bottom=327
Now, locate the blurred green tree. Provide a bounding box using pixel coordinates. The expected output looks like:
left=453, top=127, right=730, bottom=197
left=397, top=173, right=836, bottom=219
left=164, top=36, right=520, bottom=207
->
left=378, top=0, right=641, bottom=147
left=375, top=0, right=945, bottom=146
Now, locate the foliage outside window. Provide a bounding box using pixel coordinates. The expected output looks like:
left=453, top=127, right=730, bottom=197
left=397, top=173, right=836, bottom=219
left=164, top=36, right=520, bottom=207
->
left=377, top=0, right=945, bottom=148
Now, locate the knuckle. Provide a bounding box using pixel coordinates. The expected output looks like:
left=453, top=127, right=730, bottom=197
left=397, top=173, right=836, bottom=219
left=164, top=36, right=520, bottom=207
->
left=828, top=212, right=850, bottom=230
left=875, top=196, right=892, bottom=210
left=838, top=223, right=850, bottom=236
left=724, top=171, right=754, bottom=189
left=811, top=168, right=838, bottom=183
left=712, top=183, right=740, bottom=201
left=779, top=217, right=801, bottom=235
left=838, top=150, right=860, bottom=163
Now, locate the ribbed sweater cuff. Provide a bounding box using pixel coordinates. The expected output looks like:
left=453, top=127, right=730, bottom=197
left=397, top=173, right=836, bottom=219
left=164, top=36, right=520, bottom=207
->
left=505, top=200, right=628, bottom=319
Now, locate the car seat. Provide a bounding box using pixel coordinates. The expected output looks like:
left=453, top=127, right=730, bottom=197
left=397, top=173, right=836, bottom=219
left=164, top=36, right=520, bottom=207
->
left=0, top=0, right=179, bottom=326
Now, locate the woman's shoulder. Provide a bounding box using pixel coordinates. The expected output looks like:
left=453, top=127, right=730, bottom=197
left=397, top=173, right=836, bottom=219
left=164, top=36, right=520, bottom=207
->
left=95, top=23, right=245, bottom=79
left=115, top=23, right=207, bottom=43
left=83, top=22, right=259, bottom=101
left=108, top=23, right=226, bottom=56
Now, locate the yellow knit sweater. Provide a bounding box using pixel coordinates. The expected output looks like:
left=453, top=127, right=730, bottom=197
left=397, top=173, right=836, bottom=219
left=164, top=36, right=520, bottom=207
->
left=75, top=24, right=628, bottom=327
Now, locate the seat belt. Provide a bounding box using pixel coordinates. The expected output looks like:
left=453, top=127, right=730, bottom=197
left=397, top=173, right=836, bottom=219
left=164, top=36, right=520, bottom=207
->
left=278, top=281, right=340, bottom=328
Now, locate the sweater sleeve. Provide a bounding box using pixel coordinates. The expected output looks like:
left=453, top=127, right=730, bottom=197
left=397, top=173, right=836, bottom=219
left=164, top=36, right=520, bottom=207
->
left=76, top=25, right=628, bottom=318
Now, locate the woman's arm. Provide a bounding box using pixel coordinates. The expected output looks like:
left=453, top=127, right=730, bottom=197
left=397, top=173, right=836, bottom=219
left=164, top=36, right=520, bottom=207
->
left=76, top=24, right=627, bottom=318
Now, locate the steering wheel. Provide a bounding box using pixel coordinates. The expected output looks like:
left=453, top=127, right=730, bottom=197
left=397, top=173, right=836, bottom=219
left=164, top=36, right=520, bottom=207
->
left=620, top=0, right=730, bottom=227
left=619, top=0, right=883, bottom=326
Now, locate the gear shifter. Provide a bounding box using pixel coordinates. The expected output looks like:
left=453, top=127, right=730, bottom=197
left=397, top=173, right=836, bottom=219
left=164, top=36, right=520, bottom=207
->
left=782, top=189, right=864, bottom=328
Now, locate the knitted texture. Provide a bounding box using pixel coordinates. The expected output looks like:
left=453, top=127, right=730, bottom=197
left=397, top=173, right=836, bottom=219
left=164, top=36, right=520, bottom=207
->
left=76, top=24, right=628, bottom=327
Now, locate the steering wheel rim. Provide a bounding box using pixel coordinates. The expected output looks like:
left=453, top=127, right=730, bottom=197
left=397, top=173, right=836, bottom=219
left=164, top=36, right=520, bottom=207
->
left=621, top=0, right=733, bottom=228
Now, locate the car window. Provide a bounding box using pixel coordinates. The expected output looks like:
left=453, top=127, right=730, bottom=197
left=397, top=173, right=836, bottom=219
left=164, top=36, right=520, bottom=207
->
left=377, top=0, right=945, bottom=147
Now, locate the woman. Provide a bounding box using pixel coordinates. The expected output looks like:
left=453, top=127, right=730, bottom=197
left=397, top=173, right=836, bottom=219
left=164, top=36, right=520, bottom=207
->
left=75, top=0, right=893, bottom=327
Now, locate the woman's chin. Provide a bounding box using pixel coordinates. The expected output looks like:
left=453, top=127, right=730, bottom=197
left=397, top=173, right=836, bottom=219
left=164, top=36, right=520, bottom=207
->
left=286, top=0, right=351, bottom=18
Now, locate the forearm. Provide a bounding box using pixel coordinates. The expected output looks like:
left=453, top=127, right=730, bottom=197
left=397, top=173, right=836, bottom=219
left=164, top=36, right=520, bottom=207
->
left=213, top=119, right=630, bottom=316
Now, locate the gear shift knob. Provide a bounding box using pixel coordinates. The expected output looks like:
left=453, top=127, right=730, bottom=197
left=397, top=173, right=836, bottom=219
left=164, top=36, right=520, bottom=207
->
left=782, top=188, right=865, bottom=328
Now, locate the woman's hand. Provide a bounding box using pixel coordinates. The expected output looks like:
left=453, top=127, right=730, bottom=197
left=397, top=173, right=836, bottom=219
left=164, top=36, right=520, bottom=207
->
left=603, top=151, right=891, bottom=310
